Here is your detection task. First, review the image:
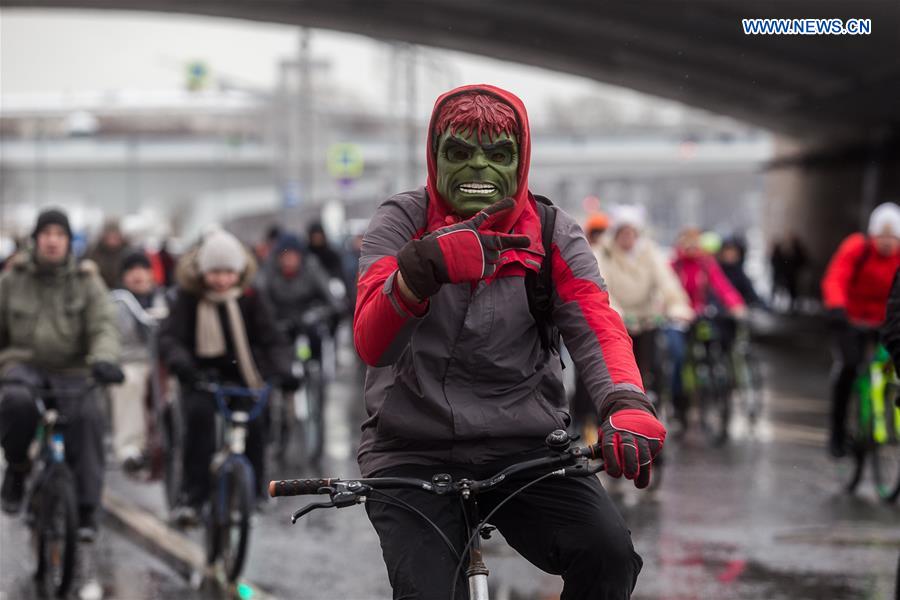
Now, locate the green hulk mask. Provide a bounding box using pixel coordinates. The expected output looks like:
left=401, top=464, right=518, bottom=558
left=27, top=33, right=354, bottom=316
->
left=435, top=129, right=519, bottom=218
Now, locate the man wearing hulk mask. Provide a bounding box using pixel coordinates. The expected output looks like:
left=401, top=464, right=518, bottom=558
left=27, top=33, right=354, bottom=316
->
left=354, top=85, right=664, bottom=599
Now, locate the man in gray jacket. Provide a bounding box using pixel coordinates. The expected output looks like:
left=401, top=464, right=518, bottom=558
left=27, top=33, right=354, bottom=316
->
left=353, top=85, right=666, bottom=599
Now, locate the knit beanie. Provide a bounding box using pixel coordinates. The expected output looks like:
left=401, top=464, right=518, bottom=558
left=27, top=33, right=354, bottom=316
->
left=868, top=202, right=900, bottom=237
left=609, top=204, right=646, bottom=234
left=197, top=230, right=247, bottom=274
left=274, top=233, right=306, bottom=256
left=32, top=209, right=72, bottom=240
left=121, top=251, right=152, bottom=274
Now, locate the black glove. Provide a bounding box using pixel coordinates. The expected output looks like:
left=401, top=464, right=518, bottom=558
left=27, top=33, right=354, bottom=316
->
left=396, top=198, right=530, bottom=300
left=168, top=356, right=196, bottom=383
left=279, top=373, right=302, bottom=393
left=91, top=361, right=125, bottom=385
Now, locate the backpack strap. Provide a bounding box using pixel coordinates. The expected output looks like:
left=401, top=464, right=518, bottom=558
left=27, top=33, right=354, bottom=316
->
left=850, top=238, right=872, bottom=288
left=526, top=195, right=561, bottom=356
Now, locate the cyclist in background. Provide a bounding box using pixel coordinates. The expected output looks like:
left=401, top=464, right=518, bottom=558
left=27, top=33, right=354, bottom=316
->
left=717, top=235, right=764, bottom=308
left=594, top=204, right=693, bottom=410
left=671, top=227, right=746, bottom=422
left=584, top=211, right=610, bottom=248
left=0, top=209, right=124, bottom=541
left=110, top=252, right=169, bottom=473
left=159, top=229, right=297, bottom=524
left=257, top=233, right=341, bottom=367
left=86, top=219, right=133, bottom=290
left=307, top=222, right=344, bottom=282
left=821, top=202, right=900, bottom=457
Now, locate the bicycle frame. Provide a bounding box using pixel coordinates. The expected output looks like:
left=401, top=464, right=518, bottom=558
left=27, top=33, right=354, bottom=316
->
left=854, top=346, right=900, bottom=444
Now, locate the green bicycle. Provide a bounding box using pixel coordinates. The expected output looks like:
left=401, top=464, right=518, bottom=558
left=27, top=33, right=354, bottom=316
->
left=837, top=344, right=900, bottom=502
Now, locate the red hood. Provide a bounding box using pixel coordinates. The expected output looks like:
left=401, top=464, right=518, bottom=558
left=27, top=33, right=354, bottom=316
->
left=425, top=84, right=535, bottom=240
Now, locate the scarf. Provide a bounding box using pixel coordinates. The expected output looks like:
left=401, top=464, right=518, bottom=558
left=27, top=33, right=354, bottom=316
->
left=195, top=288, right=264, bottom=389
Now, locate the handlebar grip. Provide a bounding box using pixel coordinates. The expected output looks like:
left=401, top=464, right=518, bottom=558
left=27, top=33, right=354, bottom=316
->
left=268, top=478, right=338, bottom=497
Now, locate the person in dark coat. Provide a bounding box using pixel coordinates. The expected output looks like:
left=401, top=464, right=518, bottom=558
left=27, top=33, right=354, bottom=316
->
left=718, top=235, right=763, bottom=307
left=159, top=230, right=297, bottom=523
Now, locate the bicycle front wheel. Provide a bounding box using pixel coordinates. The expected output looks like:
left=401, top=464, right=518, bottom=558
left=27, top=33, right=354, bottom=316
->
left=32, top=463, right=78, bottom=598
left=836, top=387, right=866, bottom=494
left=872, top=441, right=900, bottom=502
left=698, top=363, right=731, bottom=447
left=207, top=456, right=254, bottom=582
left=299, top=362, right=326, bottom=466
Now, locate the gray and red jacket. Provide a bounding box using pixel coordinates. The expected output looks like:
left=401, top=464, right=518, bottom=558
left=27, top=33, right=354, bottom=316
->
left=353, top=84, right=651, bottom=476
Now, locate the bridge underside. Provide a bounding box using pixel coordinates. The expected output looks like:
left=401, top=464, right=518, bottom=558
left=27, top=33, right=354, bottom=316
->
left=6, top=1, right=900, bottom=268
left=6, top=1, right=899, bottom=140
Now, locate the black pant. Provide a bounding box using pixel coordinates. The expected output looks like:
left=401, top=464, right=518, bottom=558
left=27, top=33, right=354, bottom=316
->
left=0, top=364, right=105, bottom=510
left=829, top=324, right=878, bottom=444
left=180, top=387, right=267, bottom=506
left=366, top=461, right=642, bottom=600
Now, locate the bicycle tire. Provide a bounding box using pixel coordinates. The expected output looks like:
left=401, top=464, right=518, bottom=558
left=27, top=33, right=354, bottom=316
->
left=837, top=388, right=866, bottom=494
left=699, top=361, right=730, bottom=447
left=161, top=396, right=185, bottom=511
left=872, top=441, right=900, bottom=502
left=269, top=388, right=292, bottom=466
left=207, top=456, right=254, bottom=582
left=32, top=463, right=78, bottom=598
left=733, top=351, right=764, bottom=427
left=299, top=362, right=325, bottom=466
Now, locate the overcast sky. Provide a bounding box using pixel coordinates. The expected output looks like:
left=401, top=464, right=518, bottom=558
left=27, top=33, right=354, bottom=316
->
left=0, top=8, right=637, bottom=120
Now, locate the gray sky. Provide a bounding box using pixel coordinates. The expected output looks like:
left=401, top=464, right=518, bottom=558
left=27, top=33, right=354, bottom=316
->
left=0, top=8, right=632, bottom=120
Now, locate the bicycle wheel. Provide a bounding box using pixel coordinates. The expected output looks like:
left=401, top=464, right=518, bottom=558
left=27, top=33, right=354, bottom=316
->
left=207, top=456, right=253, bottom=582
left=161, top=395, right=185, bottom=511
left=836, top=387, right=866, bottom=494
left=32, top=463, right=78, bottom=598
left=268, top=388, right=292, bottom=466
left=698, top=361, right=730, bottom=447
left=299, top=362, right=325, bottom=466
left=872, top=441, right=900, bottom=502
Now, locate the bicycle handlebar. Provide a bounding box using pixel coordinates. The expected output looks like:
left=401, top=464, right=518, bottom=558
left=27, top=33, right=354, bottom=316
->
left=269, top=437, right=604, bottom=499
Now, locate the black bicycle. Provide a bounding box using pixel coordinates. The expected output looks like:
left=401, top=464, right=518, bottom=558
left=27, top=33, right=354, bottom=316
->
left=272, top=305, right=333, bottom=468
left=684, top=314, right=733, bottom=446
left=195, top=379, right=271, bottom=583
left=0, top=378, right=98, bottom=598
left=269, top=430, right=604, bottom=600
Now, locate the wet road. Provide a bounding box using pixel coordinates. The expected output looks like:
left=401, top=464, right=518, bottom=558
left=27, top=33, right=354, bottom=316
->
left=1, top=316, right=898, bottom=599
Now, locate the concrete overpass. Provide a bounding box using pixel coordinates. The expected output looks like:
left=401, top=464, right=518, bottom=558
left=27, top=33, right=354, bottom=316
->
left=4, top=0, right=900, bottom=262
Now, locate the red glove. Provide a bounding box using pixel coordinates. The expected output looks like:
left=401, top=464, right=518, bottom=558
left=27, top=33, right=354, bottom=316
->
left=396, top=198, right=530, bottom=300
left=600, top=409, right=666, bottom=489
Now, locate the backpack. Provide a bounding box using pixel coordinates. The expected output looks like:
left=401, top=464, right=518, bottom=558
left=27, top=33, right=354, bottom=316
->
left=526, top=195, right=561, bottom=356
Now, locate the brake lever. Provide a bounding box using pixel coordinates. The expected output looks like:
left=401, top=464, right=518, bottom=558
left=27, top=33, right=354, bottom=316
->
left=290, top=491, right=362, bottom=523
left=291, top=501, right=335, bottom=523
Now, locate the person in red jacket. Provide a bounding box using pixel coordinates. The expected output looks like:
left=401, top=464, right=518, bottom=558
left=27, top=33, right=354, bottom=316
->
left=821, top=202, right=900, bottom=457
left=354, top=85, right=664, bottom=598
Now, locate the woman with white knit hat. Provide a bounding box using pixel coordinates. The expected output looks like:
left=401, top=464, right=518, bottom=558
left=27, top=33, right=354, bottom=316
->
left=158, top=229, right=299, bottom=524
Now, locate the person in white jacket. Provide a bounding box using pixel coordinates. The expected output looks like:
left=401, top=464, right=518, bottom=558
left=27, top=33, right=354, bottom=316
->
left=594, top=205, right=694, bottom=403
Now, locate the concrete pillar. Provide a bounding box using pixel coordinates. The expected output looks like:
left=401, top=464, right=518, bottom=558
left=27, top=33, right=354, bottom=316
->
left=763, top=135, right=900, bottom=296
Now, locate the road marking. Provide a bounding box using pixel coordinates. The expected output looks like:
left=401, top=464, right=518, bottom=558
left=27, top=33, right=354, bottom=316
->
left=102, top=490, right=276, bottom=599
